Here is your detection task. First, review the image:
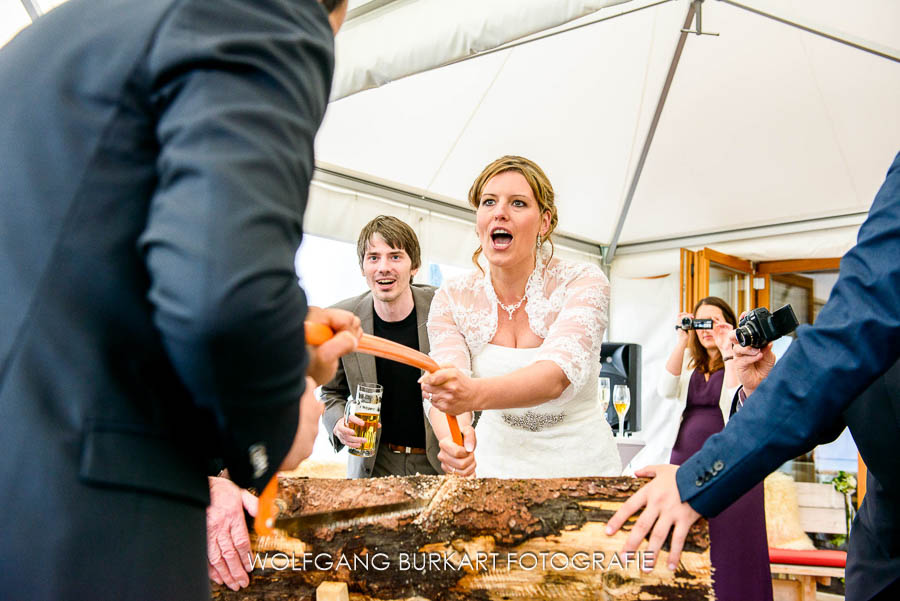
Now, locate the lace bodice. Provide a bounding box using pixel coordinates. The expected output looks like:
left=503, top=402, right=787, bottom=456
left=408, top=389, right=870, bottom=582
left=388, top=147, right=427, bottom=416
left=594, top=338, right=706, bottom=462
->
left=427, top=248, right=610, bottom=403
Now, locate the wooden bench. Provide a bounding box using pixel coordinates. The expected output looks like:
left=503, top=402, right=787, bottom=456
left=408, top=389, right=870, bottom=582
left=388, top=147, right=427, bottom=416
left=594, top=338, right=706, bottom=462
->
left=770, top=482, right=848, bottom=601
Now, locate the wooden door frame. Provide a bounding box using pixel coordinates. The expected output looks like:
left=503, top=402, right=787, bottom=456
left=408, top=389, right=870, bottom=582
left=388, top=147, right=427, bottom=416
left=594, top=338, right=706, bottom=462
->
left=754, top=258, right=841, bottom=314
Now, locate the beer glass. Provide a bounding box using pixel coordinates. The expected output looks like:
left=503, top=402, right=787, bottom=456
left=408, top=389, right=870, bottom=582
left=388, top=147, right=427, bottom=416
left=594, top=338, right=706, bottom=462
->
left=613, top=384, right=630, bottom=437
left=598, top=377, right=610, bottom=412
left=347, top=383, right=383, bottom=457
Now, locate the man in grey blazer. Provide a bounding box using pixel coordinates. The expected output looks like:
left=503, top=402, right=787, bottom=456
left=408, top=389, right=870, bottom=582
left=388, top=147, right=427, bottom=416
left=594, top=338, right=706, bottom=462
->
left=322, top=216, right=444, bottom=478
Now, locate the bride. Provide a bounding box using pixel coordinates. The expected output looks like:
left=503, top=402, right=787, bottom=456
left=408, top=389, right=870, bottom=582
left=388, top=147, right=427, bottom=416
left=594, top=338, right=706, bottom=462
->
left=420, top=155, right=621, bottom=478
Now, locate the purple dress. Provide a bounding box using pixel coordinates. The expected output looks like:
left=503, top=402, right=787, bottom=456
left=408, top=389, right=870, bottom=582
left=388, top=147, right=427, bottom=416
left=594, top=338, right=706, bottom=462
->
left=670, top=369, right=773, bottom=601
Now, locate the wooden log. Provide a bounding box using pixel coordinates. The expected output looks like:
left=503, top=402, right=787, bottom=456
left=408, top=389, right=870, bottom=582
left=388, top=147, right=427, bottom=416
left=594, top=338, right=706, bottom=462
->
left=212, top=475, right=711, bottom=601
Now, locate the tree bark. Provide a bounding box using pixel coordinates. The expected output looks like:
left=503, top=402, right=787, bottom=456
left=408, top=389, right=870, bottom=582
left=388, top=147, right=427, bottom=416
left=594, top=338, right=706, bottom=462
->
left=212, top=475, right=711, bottom=601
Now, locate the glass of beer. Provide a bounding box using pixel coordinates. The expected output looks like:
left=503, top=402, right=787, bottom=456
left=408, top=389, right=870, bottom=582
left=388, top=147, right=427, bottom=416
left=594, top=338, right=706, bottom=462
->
left=613, top=384, right=630, bottom=437
left=347, top=383, right=382, bottom=457
left=598, top=377, right=610, bottom=412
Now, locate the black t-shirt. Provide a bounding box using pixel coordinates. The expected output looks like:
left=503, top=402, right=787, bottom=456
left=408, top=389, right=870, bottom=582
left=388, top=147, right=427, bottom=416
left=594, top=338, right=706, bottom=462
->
left=373, top=306, right=426, bottom=448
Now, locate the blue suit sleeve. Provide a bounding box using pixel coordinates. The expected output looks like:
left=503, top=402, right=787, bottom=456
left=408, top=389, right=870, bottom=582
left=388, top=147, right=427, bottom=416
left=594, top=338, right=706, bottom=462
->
left=677, top=151, right=900, bottom=517
left=137, top=0, right=334, bottom=489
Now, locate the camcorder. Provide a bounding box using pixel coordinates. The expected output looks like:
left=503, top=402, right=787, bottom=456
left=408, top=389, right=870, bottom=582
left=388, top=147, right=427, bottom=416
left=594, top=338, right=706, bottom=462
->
left=735, top=304, right=800, bottom=348
left=676, top=317, right=713, bottom=331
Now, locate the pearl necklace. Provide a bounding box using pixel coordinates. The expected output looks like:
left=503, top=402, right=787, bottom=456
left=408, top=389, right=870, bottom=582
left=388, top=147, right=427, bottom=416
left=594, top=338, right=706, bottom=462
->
left=497, top=294, right=527, bottom=320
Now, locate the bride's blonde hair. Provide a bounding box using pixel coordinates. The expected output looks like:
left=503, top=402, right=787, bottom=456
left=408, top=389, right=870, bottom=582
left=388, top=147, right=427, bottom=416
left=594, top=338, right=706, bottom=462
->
left=468, top=155, right=558, bottom=273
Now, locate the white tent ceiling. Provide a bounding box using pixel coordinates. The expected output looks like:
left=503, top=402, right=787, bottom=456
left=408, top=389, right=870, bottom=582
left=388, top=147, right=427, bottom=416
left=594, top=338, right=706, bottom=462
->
left=317, top=0, right=900, bottom=257
left=5, top=0, right=899, bottom=262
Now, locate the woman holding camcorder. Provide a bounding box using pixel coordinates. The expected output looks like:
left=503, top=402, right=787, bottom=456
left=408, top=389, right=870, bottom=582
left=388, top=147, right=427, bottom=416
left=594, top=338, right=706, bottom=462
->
left=658, top=296, right=773, bottom=601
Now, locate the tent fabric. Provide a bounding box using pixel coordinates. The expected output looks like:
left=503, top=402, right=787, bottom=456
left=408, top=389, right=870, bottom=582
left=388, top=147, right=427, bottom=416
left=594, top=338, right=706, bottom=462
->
left=316, top=0, right=900, bottom=248
left=332, top=0, right=633, bottom=100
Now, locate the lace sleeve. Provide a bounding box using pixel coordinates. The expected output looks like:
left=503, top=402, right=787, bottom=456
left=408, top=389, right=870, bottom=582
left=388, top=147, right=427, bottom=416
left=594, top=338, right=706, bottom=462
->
left=535, top=262, right=609, bottom=401
left=426, top=284, right=473, bottom=375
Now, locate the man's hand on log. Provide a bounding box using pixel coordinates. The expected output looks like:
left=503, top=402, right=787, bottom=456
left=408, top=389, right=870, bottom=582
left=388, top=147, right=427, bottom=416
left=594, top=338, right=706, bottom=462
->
left=305, top=306, right=361, bottom=386
left=437, top=424, right=477, bottom=477
left=207, top=476, right=258, bottom=590
left=605, top=464, right=702, bottom=571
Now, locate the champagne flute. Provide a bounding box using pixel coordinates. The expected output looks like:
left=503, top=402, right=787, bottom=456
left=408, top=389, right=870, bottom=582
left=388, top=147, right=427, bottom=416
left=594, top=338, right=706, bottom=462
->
left=598, top=377, right=610, bottom=412
left=613, top=385, right=631, bottom=437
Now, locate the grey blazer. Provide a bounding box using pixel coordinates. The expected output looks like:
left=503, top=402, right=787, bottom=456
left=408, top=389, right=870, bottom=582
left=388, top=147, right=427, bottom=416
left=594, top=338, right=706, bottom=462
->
left=321, top=284, right=442, bottom=477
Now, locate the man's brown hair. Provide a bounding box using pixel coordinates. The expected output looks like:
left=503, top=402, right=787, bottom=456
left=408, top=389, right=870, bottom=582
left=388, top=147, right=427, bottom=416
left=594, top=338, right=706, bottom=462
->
left=356, top=215, right=422, bottom=271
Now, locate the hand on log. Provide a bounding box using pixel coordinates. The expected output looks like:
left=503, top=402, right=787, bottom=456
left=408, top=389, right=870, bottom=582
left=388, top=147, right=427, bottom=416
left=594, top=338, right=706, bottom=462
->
left=207, top=476, right=257, bottom=590
left=606, top=464, right=703, bottom=571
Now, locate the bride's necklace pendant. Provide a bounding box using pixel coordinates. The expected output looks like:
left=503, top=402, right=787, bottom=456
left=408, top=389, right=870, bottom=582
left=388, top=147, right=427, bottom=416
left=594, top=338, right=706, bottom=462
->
left=498, top=295, right=526, bottom=320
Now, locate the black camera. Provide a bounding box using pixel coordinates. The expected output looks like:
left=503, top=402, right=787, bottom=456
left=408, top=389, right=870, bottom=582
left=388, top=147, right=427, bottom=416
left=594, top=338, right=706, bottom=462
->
left=735, top=304, right=799, bottom=348
left=676, top=317, right=713, bottom=331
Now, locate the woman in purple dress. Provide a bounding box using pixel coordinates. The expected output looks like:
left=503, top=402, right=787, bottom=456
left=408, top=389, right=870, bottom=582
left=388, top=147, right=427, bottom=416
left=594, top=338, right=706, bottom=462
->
left=659, top=296, right=772, bottom=601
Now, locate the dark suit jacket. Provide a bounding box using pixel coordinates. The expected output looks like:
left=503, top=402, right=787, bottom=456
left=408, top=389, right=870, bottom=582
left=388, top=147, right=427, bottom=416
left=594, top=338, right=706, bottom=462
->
left=0, top=0, right=333, bottom=598
left=321, top=284, right=443, bottom=477
left=843, top=361, right=900, bottom=600
left=677, top=151, right=900, bottom=600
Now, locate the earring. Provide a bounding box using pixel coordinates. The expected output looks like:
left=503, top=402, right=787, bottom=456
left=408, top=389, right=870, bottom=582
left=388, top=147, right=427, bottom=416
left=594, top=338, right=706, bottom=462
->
left=536, top=235, right=542, bottom=249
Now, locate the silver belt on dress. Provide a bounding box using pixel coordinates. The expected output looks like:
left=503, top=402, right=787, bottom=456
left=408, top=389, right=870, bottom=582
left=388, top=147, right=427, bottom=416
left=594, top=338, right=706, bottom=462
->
left=501, top=410, right=565, bottom=432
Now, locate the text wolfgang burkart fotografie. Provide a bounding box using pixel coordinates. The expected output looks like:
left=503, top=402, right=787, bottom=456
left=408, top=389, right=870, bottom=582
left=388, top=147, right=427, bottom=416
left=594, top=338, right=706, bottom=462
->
left=250, top=550, right=656, bottom=573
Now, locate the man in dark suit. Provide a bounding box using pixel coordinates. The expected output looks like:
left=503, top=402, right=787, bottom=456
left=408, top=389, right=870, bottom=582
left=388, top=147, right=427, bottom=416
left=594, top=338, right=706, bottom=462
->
left=322, top=216, right=445, bottom=478
left=607, top=151, right=900, bottom=601
left=0, top=0, right=356, bottom=599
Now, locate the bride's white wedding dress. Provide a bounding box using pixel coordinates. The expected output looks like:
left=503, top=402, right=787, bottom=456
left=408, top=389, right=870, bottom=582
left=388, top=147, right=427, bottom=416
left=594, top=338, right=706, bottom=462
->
left=472, top=344, right=621, bottom=477
left=427, top=247, right=622, bottom=478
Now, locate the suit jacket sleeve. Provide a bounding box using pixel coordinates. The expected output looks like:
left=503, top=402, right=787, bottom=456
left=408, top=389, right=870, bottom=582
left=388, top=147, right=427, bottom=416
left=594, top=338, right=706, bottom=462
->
left=677, top=151, right=900, bottom=516
left=137, top=0, right=335, bottom=490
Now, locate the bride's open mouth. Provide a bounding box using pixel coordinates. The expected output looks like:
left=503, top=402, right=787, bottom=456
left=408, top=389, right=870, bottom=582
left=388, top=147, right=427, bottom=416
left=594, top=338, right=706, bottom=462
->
left=490, top=227, right=513, bottom=250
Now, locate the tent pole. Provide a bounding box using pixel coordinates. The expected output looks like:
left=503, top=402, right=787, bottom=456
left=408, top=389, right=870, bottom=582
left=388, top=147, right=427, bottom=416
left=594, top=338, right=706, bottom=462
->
left=604, top=0, right=698, bottom=267
left=19, top=0, right=42, bottom=21
left=718, top=0, right=900, bottom=64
